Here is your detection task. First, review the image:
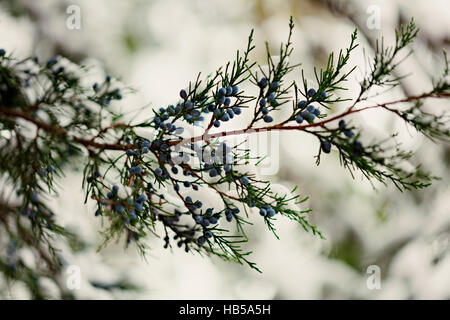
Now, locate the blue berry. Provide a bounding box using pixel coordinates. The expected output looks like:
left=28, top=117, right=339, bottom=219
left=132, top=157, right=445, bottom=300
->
left=194, top=215, right=203, bottom=223
left=258, top=78, right=268, bottom=88
left=320, top=91, right=327, bottom=99
left=224, top=164, right=231, bottom=172
left=306, top=113, right=315, bottom=123
left=208, top=103, right=216, bottom=112
left=198, top=236, right=206, bottom=245
left=218, top=87, right=226, bottom=96
left=112, top=185, right=119, bottom=193
left=232, top=85, right=239, bottom=95
left=307, top=88, right=316, bottom=97
left=221, top=113, right=230, bottom=122
left=344, top=129, right=354, bottom=137
left=190, top=110, right=201, bottom=117
left=321, top=140, right=332, bottom=154
left=209, top=168, right=218, bottom=177
left=338, top=120, right=346, bottom=129
left=210, top=217, right=218, bottom=224
left=126, top=149, right=135, bottom=156
left=241, top=176, right=250, bottom=185
left=142, top=147, right=149, bottom=154
left=202, top=219, right=211, bottom=227
left=204, top=231, right=213, bottom=239
left=48, top=165, right=55, bottom=172
left=313, top=108, right=321, bottom=116
left=296, top=115, right=304, bottom=124
left=217, top=96, right=226, bottom=105
left=137, top=194, right=147, bottom=203
left=155, top=168, right=163, bottom=176
left=268, top=93, right=276, bottom=103
left=174, top=184, right=180, bottom=192
left=297, top=100, right=307, bottom=109
left=213, top=120, right=221, bottom=128
left=46, top=57, right=58, bottom=68
left=31, top=193, right=39, bottom=203
left=262, top=107, right=269, bottom=115
left=0, top=49, right=6, bottom=56
left=270, top=81, right=280, bottom=90
left=259, top=208, right=267, bottom=216
left=183, top=181, right=191, bottom=188
left=263, top=115, right=273, bottom=123
left=115, top=205, right=125, bottom=213
left=226, top=214, right=233, bottom=222
left=107, top=192, right=114, bottom=199
left=233, top=107, right=242, bottom=115
left=259, top=99, right=267, bottom=108
left=180, top=89, right=188, bottom=99
left=225, top=86, right=232, bottom=96
left=307, top=105, right=315, bottom=112
left=39, top=168, right=47, bottom=175
left=267, top=208, right=276, bottom=217
left=185, top=101, right=194, bottom=109
left=135, top=202, right=143, bottom=212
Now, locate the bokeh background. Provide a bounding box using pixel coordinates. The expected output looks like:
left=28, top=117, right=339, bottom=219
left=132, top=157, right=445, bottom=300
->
left=0, top=0, right=449, bottom=299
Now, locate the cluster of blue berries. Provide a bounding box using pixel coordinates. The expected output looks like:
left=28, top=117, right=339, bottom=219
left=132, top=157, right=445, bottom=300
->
left=91, top=76, right=123, bottom=106
left=39, top=165, right=55, bottom=175
left=259, top=205, right=278, bottom=218
left=154, top=101, right=190, bottom=131
left=129, top=165, right=143, bottom=175
left=193, top=206, right=242, bottom=245
left=257, top=77, right=280, bottom=123
left=294, top=89, right=325, bottom=124
left=102, top=184, right=149, bottom=222
left=338, top=120, right=363, bottom=156
left=207, top=85, right=241, bottom=128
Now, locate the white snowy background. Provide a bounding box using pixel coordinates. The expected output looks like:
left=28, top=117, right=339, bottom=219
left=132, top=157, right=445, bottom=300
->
left=0, top=0, right=449, bottom=299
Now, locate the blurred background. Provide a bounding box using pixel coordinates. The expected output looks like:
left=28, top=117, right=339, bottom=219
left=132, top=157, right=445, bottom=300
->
left=0, top=0, right=449, bottom=299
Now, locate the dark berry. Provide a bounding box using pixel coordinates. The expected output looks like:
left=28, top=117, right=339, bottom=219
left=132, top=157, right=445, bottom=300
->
left=263, top=115, right=273, bottom=123
left=241, top=176, right=250, bottom=185
left=180, top=89, right=188, bottom=99
left=258, top=78, right=268, bottom=88
left=307, top=88, right=316, bottom=97
left=321, top=140, right=331, bottom=154
left=297, top=100, right=307, bottom=109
